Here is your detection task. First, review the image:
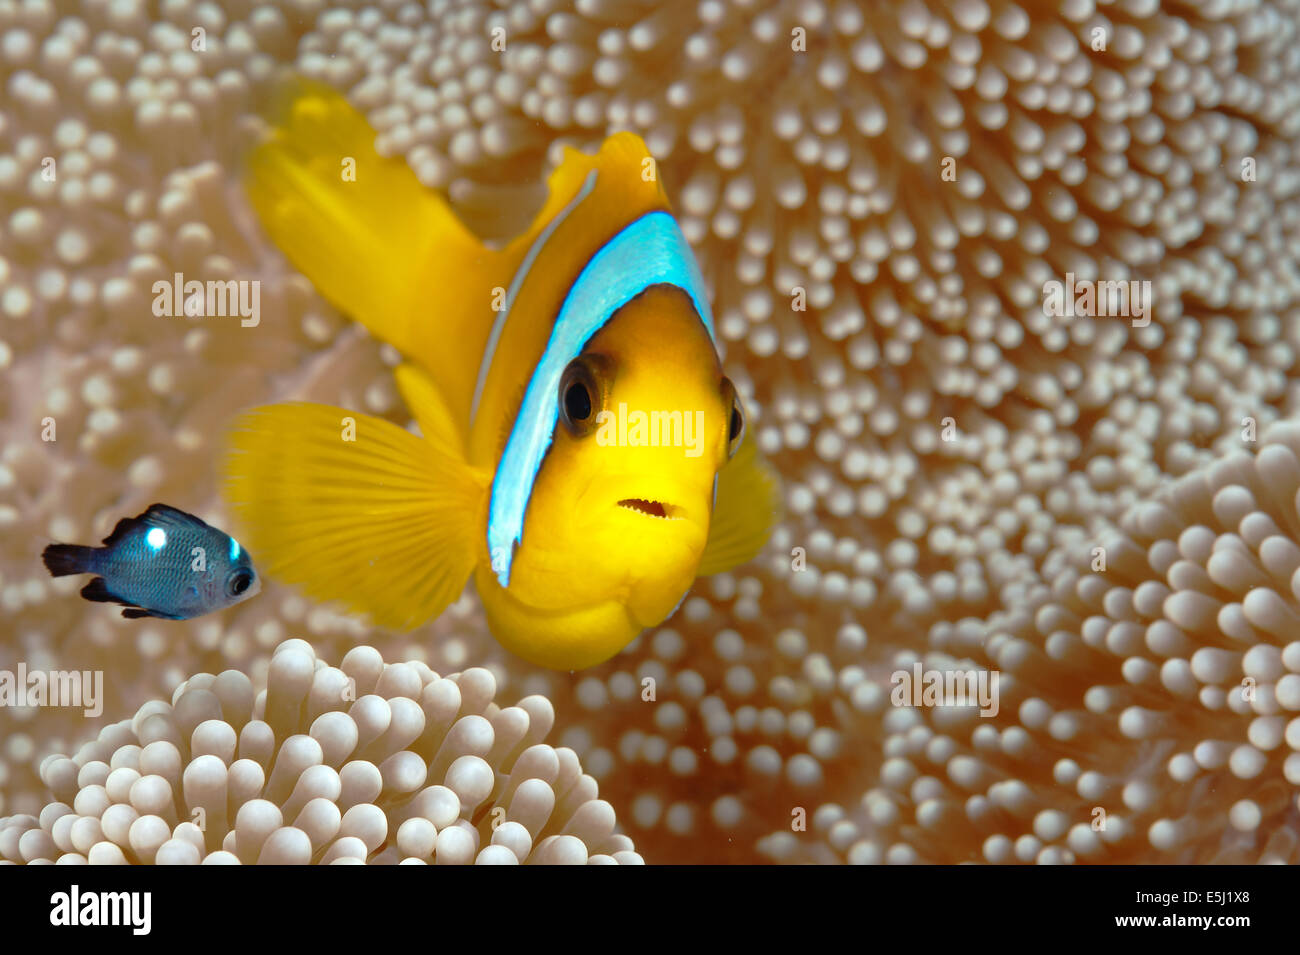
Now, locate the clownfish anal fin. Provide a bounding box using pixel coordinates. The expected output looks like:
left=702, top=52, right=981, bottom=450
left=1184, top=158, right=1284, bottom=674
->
left=697, top=432, right=782, bottom=577
left=394, top=363, right=466, bottom=459
left=224, top=401, right=490, bottom=631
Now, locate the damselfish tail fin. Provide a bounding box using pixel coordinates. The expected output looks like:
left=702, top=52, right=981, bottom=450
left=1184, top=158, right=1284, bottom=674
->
left=224, top=400, right=490, bottom=631
left=244, top=79, right=512, bottom=445
left=42, top=544, right=97, bottom=577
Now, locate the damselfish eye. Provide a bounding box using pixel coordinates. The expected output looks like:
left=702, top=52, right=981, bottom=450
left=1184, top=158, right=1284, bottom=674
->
left=228, top=570, right=253, bottom=597
left=721, top=377, right=744, bottom=458
left=558, top=354, right=614, bottom=438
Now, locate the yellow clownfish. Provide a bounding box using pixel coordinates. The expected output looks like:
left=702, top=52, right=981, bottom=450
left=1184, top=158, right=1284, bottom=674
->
left=224, top=81, right=780, bottom=669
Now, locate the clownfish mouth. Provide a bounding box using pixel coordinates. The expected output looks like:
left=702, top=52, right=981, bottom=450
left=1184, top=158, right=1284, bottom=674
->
left=618, top=498, right=682, bottom=520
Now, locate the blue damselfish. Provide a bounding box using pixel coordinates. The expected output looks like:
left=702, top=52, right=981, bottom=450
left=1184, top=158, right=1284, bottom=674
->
left=42, top=503, right=260, bottom=620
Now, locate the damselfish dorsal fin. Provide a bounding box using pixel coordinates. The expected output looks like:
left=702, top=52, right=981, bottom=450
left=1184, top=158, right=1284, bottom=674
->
left=697, top=432, right=782, bottom=577
left=101, top=504, right=206, bottom=546
left=101, top=516, right=138, bottom=547
left=141, top=503, right=211, bottom=531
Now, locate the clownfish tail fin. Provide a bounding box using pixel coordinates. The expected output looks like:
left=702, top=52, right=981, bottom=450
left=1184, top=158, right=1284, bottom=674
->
left=223, top=399, right=490, bottom=631
left=243, top=78, right=505, bottom=440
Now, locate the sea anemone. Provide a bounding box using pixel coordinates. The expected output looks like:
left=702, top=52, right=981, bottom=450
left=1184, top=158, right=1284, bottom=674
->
left=754, top=421, right=1300, bottom=864
left=0, top=639, right=641, bottom=863
left=2, top=0, right=1299, bottom=864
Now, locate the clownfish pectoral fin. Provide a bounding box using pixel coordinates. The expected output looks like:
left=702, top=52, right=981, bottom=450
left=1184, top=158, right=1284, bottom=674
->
left=223, top=402, right=489, bottom=631
left=697, top=432, right=783, bottom=577
left=243, top=78, right=507, bottom=443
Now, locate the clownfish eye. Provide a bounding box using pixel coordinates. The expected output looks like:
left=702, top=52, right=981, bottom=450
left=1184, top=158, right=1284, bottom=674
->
left=228, top=570, right=253, bottom=597
left=565, top=379, right=592, bottom=422
left=559, top=354, right=614, bottom=438
left=721, top=377, right=744, bottom=458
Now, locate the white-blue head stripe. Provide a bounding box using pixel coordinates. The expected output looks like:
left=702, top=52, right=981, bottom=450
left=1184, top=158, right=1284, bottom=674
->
left=470, top=170, right=600, bottom=426
left=487, top=210, right=714, bottom=588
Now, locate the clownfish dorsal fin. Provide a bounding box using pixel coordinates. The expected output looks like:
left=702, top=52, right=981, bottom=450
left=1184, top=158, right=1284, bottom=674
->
left=244, top=79, right=516, bottom=448
left=697, top=431, right=783, bottom=577
left=515, top=132, right=670, bottom=252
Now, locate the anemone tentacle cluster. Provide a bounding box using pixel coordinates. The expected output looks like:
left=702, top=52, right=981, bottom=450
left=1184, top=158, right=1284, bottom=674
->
left=3, top=0, right=1300, bottom=863
left=755, top=421, right=1300, bottom=864
left=0, top=639, right=640, bottom=864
